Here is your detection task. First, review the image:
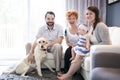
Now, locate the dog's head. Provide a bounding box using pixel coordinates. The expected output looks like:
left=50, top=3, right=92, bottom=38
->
left=36, top=37, right=47, bottom=50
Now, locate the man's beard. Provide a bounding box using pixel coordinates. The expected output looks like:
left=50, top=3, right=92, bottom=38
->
left=46, top=22, right=54, bottom=26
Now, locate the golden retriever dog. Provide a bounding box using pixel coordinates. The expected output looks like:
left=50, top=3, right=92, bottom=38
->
left=7, top=37, right=54, bottom=77
left=34, top=37, right=55, bottom=76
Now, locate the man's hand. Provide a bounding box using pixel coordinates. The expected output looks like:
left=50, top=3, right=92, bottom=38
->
left=46, top=43, right=52, bottom=52
left=28, top=53, right=35, bottom=63
left=46, top=43, right=53, bottom=48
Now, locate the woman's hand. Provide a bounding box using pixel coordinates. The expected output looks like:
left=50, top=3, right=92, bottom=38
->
left=72, top=44, right=76, bottom=47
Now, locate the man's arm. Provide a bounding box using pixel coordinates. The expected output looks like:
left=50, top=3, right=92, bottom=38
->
left=28, top=39, right=37, bottom=63
left=29, top=40, right=37, bottom=54
left=48, top=36, right=63, bottom=47
left=54, top=36, right=63, bottom=44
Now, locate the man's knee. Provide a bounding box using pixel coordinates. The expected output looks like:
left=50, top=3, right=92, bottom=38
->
left=53, top=44, right=62, bottom=50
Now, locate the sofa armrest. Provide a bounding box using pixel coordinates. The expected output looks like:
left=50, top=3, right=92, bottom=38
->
left=90, top=45, right=120, bottom=69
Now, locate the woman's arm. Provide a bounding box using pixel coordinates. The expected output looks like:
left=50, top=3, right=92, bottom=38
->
left=85, top=34, right=90, bottom=50
left=95, top=22, right=111, bottom=45
left=65, top=36, right=75, bottom=47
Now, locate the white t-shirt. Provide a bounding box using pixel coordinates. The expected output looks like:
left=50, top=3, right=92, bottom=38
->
left=65, top=27, right=79, bottom=44
left=36, top=24, right=64, bottom=43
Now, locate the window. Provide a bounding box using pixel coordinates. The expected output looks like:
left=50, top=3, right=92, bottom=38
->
left=0, top=0, right=28, bottom=59
left=0, top=0, right=66, bottom=59
left=108, top=0, right=120, bottom=4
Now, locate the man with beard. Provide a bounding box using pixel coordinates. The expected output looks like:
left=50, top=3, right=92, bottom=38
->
left=27, top=11, right=64, bottom=73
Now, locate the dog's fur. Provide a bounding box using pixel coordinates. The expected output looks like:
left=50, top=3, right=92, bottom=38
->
left=7, top=37, right=54, bottom=77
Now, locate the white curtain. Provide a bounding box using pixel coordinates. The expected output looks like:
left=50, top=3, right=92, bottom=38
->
left=0, top=0, right=28, bottom=59
left=66, top=0, right=106, bottom=24
left=0, top=0, right=66, bottom=59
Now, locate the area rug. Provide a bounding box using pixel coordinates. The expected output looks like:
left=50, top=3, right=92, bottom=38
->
left=0, top=70, right=84, bottom=80
left=0, top=69, right=57, bottom=80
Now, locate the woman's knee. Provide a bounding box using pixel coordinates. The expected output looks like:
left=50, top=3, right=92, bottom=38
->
left=65, top=47, right=72, bottom=58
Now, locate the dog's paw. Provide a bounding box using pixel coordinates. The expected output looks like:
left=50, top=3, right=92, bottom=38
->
left=9, top=70, right=16, bottom=74
left=38, top=72, right=42, bottom=77
left=2, top=71, right=9, bottom=74
left=2, top=70, right=13, bottom=74
left=51, top=69, right=55, bottom=72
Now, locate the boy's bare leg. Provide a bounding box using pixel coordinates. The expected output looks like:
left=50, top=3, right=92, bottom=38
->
left=71, top=54, right=83, bottom=63
left=69, top=48, right=76, bottom=61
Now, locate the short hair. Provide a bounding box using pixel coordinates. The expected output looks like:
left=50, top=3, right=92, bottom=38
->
left=66, top=10, right=78, bottom=20
left=45, top=11, right=55, bottom=18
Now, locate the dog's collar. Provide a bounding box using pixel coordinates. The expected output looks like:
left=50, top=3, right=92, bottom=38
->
left=41, top=49, right=47, bottom=51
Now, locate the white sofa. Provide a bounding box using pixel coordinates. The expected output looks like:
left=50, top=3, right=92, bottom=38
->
left=81, top=26, right=120, bottom=80
left=41, top=26, right=120, bottom=80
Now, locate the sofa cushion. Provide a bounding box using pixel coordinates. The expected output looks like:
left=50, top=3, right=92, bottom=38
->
left=109, top=27, right=120, bottom=45
left=81, top=57, right=90, bottom=71
left=91, top=68, right=120, bottom=80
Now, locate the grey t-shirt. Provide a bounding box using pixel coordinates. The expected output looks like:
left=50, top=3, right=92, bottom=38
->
left=89, top=22, right=111, bottom=45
